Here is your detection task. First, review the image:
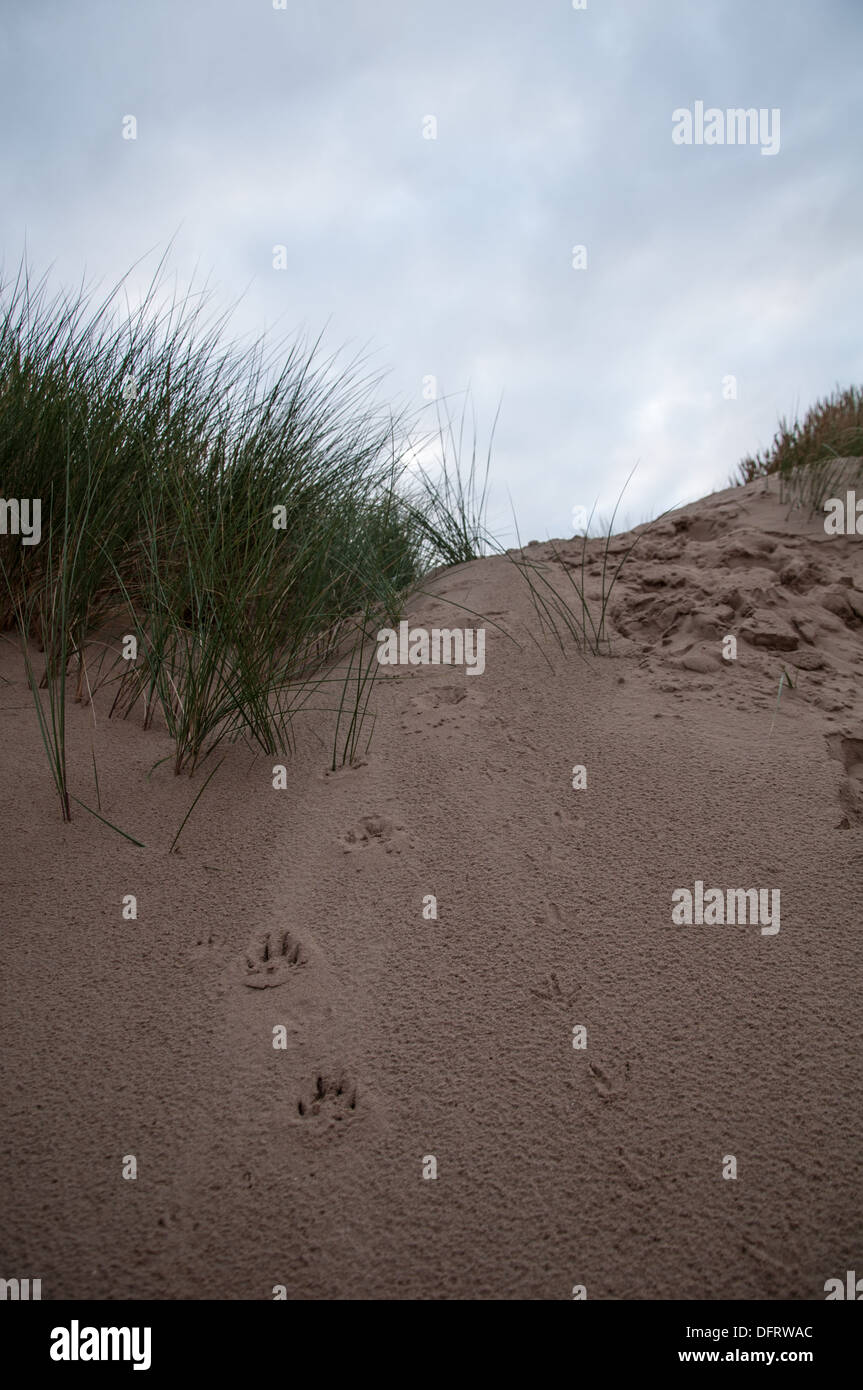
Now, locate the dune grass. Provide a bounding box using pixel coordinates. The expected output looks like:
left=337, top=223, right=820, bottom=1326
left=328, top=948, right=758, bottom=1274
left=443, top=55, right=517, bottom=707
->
left=400, top=393, right=497, bottom=567
left=775, top=453, right=863, bottom=519
left=0, top=259, right=486, bottom=824
left=495, top=467, right=655, bottom=659
left=733, top=385, right=863, bottom=513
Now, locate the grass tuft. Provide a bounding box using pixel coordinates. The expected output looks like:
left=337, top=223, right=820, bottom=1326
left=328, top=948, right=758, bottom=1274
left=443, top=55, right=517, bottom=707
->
left=0, top=257, right=492, bottom=815
left=732, top=386, right=863, bottom=514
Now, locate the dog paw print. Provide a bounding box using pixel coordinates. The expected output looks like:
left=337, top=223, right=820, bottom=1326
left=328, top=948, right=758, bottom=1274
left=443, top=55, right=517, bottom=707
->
left=340, top=814, right=408, bottom=855
left=296, top=1073, right=358, bottom=1123
left=243, top=930, right=305, bottom=989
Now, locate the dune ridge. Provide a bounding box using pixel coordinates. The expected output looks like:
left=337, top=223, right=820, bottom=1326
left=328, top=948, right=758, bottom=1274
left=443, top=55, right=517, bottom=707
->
left=1, top=472, right=861, bottom=1300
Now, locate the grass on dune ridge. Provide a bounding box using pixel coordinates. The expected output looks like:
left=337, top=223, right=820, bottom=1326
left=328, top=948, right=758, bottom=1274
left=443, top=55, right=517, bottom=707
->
left=8, top=255, right=851, bottom=838
left=0, top=257, right=492, bottom=829
left=732, top=384, right=863, bottom=511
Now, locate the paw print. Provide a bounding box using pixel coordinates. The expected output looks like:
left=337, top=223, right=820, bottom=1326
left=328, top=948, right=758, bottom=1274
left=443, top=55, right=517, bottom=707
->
left=296, top=1074, right=358, bottom=1123
left=243, top=930, right=305, bottom=989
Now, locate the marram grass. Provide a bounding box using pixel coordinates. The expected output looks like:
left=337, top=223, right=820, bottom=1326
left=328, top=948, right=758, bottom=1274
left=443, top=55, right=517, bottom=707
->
left=0, top=259, right=488, bottom=826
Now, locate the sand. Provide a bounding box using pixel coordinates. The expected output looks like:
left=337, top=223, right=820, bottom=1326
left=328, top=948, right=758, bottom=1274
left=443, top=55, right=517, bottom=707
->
left=1, top=472, right=861, bottom=1300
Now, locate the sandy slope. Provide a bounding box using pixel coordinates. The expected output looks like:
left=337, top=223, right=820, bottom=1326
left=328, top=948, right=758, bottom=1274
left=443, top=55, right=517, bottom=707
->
left=1, top=473, right=861, bottom=1300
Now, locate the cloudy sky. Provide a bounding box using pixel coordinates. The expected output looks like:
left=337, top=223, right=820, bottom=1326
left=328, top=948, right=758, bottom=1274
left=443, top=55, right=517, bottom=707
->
left=2, top=0, right=861, bottom=541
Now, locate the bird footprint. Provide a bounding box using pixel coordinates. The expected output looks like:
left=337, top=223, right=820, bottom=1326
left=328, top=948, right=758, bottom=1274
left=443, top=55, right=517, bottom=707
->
left=530, top=971, right=577, bottom=1009
left=588, top=1058, right=631, bottom=1102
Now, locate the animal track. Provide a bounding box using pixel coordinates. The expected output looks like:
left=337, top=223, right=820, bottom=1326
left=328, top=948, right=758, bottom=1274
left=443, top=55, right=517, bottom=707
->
left=296, top=1073, right=358, bottom=1123
left=531, top=899, right=568, bottom=928
left=402, top=684, right=481, bottom=731
left=421, top=686, right=466, bottom=708
left=189, top=929, right=219, bottom=960
left=530, top=970, right=577, bottom=1009
left=340, top=814, right=408, bottom=855
left=154, top=1204, right=201, bottom=1240
left=615, top=1145, right=647, bottom=1191
left=588, top=1058, right=631, bottom=1102
left=243, top=930, right=305, bottom=989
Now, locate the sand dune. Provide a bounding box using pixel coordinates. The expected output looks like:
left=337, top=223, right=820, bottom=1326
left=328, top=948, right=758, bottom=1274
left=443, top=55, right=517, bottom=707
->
left=2, top=472, right=861, bottom=1299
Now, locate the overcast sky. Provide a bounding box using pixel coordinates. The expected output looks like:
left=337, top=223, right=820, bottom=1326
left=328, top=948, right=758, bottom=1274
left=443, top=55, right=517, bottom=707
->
left=2, top=0, right=861, bottom=542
